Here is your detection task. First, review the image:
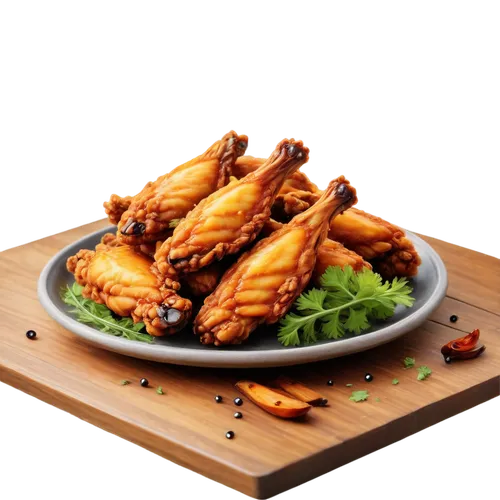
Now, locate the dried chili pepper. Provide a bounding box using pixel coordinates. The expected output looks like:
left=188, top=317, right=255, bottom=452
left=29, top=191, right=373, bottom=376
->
left=441, top=329, right=485, bottom=361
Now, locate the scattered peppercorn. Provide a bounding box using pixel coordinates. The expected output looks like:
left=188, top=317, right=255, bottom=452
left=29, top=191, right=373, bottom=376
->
left=327, top=380, right=334, bottom=386
left=214, top=395, right=223, bottom=403
left=450, top=315, right=458, bottom=323
left=26, top=330, right=37, bottom=340
left=234, top=397, right=243, bottom=406
left=445, top=356, right=452, bottom=364
left=234, top=412, right=243, bottom=419
left=140, top=378, right=149, bottom=387
left=364, top=373, right=374, bottom=382
left=225, top=431, right=234, bottom=439
left=319, top=398, right=328, bottom=406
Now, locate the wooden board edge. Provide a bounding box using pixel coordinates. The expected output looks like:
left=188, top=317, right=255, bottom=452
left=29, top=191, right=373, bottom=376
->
left=0, top=363, right=260, bottom=498
left=255, top=376, right=500, bottom=499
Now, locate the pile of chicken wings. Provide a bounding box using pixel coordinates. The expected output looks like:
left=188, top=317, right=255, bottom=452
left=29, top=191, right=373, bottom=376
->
left=67, top=131, right=421, bottom=346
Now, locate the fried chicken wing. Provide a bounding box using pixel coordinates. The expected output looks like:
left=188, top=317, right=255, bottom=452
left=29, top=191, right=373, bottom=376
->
left=154, top=139, right=310, bottom=281
left=235, top=156, right=321, bottom=219
left=194, top=177, right=357, bottom=346
left=234, top=156, right=421, bottom=279
left=105, top=131, right=248, bottom=246
left=328, top=208, right=421, bottom=278
left=66, top=244, right=192, bottom=336
left=262, top=219, right=371, bottom=285
left=104, top=195, right=133, bottom=225
left=181, top=263, right=224, bottom=297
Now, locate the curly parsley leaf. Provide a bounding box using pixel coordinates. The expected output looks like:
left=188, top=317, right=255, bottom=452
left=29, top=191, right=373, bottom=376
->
left=278, top=266, right=415, bottom=346
left=61, top=283, right=154, bottom=343
left=156, top=386, right=164, bottom=395
left=392, top=378, right=399, bottom=385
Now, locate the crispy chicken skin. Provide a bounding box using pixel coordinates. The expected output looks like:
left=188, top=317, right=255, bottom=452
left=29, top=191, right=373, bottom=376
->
left=104, top=195, right=133, bottom=225
left=235, top=155, right=320, bottom=218
left=66, top=244, right=192, bottom=336
left=99, top=231, right=219, bottom=296
left=105, top=131, right=248, bottom=246
left=234, top=156, right=421, bottom=279
left=181, top=263, right=224, bottom=297
left=194, top=177, right=357, bottom=346
left=262, top=219, right=371, bottom=285
left=328, top=208, right=421, bottom=278
left=154, top=139, right=310, bottom=281
left=98, top=231, right=164, bottom=259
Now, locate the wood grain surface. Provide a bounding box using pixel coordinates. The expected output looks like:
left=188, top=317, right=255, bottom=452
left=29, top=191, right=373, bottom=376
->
left=0, top=220, right=499, bottom=498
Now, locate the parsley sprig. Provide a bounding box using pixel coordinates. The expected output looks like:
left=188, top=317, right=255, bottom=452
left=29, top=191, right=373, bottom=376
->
left=278, top=266, right=415, bottom=346
left=61, top=283, right=154, bottom=343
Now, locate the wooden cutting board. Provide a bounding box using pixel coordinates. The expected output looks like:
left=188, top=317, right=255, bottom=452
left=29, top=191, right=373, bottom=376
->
left=1, top=220, right=499, bottom=499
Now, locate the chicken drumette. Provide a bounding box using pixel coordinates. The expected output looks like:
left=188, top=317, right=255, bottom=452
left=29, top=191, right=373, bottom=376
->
left=154, top=139, right=309, bottom=283
left=104, top=131, right=248, bottom=245
left=262, top=219, right=371, bottom=285
left=194, top=176, right=357, bottom=346
left=234, top=156, right=421, bottom=279
left=66, top=243, right=192, bottom=336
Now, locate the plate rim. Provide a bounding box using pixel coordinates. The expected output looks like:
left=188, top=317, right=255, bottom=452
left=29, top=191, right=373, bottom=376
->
left=38, top=226, right=448, bottom=368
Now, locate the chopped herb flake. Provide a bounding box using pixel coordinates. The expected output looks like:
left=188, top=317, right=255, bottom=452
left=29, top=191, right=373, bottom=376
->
left=417, top=366, right=432, bottom=381
left=392, top=378, right=399, bottom=385
left=349, top=390, right=369, bottom=402
left=403, top=356, right=415, bottom=369
left=156, top=386, right=164, bottom=395
left=120, top=380, right=130, bottom=386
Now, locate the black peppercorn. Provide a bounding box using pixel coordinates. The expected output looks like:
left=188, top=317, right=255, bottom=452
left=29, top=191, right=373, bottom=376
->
left=327, top=380, right=334, bottom=386
left=214, top=395, right=223, bottom=403
left=444, top=356, right=452, bottom=364
left=450, top=315, right=458, bottom=323
left=225, top=431, right=234, bottom=439
left=234, top=397, right=243, bottom=406
left=26, top=330, right=37, bottom=340
left=234, top=412, right=243, bottom=419
left=364, top=373, right=374, bottom=382
left=140, top=378, right=149, bottom=387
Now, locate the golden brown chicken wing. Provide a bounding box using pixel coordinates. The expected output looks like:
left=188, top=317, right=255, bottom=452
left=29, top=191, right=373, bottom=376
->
left=234, top=156, right=421, bottom=279
left=235, top=155, right=320, bottom=218
left=262, top=219, right=371, bottom=285
left=181, top=263, right=224, bottom=297
left=194, top=177, right=357, bottom=346
left=66, top=244, right=192, bottom=336
left=154, top=139, right=310, bottom=282
left=328, top=208, right=421, bottom=278
left=104, top=195, right=133, bottom=225
left=105, top=131, right=248, bottom=246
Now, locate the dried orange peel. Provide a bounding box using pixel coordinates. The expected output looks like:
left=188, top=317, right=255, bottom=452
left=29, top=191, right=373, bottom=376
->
left=274, top=376, right=328, bottom=406
left=235, top=381, right=311, bottom=419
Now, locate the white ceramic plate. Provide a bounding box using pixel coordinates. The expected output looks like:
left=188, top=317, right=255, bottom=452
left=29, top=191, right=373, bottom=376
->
left=38, top=227, right=447, bottom=368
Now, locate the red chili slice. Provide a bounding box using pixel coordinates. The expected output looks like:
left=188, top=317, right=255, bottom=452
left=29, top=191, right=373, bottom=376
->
left=441, top=329, right=486, bottom=360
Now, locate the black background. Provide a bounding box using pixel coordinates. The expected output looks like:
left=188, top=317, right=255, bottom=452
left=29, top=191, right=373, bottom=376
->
left=0, top=113, right=500, bottom=498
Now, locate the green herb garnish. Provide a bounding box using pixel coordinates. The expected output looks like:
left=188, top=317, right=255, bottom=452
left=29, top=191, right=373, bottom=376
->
left=120, top=380, right=131, bottom=386
left=346, top=383, right=353, bottom=387
left=349, top=390, right=369, bottom=402
left=417, top=366, right=432, bottom=381
left=156, top=386, right=164, bottom=395
left=278, top=266, right=414, bottom=346
left=403, top=357, right=415, bottom=369
left=169, top=219, right=182, bottom=228
left=61, top=283, right=154, bottom=343
left=392, top=378, right=399, bottom=385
